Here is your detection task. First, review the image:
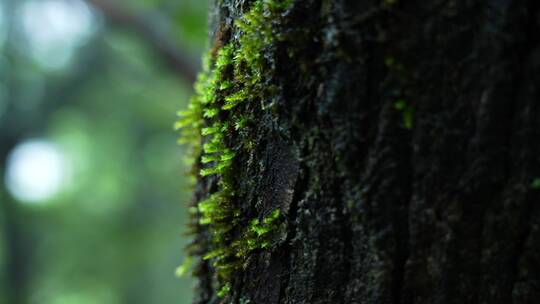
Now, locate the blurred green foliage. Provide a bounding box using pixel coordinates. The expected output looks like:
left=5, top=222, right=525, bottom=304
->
left=0, top=0, right=208, bottom=303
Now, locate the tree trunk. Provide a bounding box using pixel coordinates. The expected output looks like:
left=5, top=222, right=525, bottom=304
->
left=0, top=136, right=31, bottom=304
left=182, top=0, right=540, bottom=303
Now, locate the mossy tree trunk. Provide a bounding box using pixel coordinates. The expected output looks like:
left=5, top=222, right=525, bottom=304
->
left=184, top=0, right=540, bottom=303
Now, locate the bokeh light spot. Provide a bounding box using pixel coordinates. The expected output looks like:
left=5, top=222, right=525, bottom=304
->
left=19, top=0, right=96, bottom=70
left=5, top=139, right=70, bottom=204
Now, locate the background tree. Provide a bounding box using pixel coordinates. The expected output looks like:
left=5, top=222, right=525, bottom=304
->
left=0, top=0, right=205, bottom=303
left=183, top=0, right=540, bottom=303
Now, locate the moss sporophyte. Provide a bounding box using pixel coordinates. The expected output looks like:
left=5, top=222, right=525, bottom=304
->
left=175, top=0, right=293, bottom=297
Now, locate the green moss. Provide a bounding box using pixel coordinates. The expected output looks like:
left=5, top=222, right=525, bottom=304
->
left=394, top=99, right=414, bottom=130
left=176, top=0, right=293, bottom=298
left=174, top=256, right=194, bottom=278
left=386, top=56, right=413, bottom=130
left=218, top=283, right=232, bottom=297
left=232, top=209, right=282, bottom=258
left=234, top=115, right=250, bottom=130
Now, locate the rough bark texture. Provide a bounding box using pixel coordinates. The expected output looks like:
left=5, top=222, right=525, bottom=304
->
left=190, top=0, right=540, bottom=303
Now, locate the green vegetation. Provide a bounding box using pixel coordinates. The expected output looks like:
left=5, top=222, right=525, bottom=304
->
left=394, top=99, right=414, bottom=130
left=385, top=56, right=414, bottom=129
left=0, top=0, right=208, bottom=302
left=177, top=0, right=294, bottom=297
left=242, top=209, right=282, bottom=252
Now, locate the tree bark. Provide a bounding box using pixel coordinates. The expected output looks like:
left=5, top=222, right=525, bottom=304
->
left=186, top=0, right=540, bottom=303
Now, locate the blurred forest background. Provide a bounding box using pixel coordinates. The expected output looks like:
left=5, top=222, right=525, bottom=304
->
left=0, top=0, right=208, bottom=303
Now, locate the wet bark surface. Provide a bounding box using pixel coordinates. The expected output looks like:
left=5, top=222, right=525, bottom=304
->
left=192, top=0, right=540, bottom=303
